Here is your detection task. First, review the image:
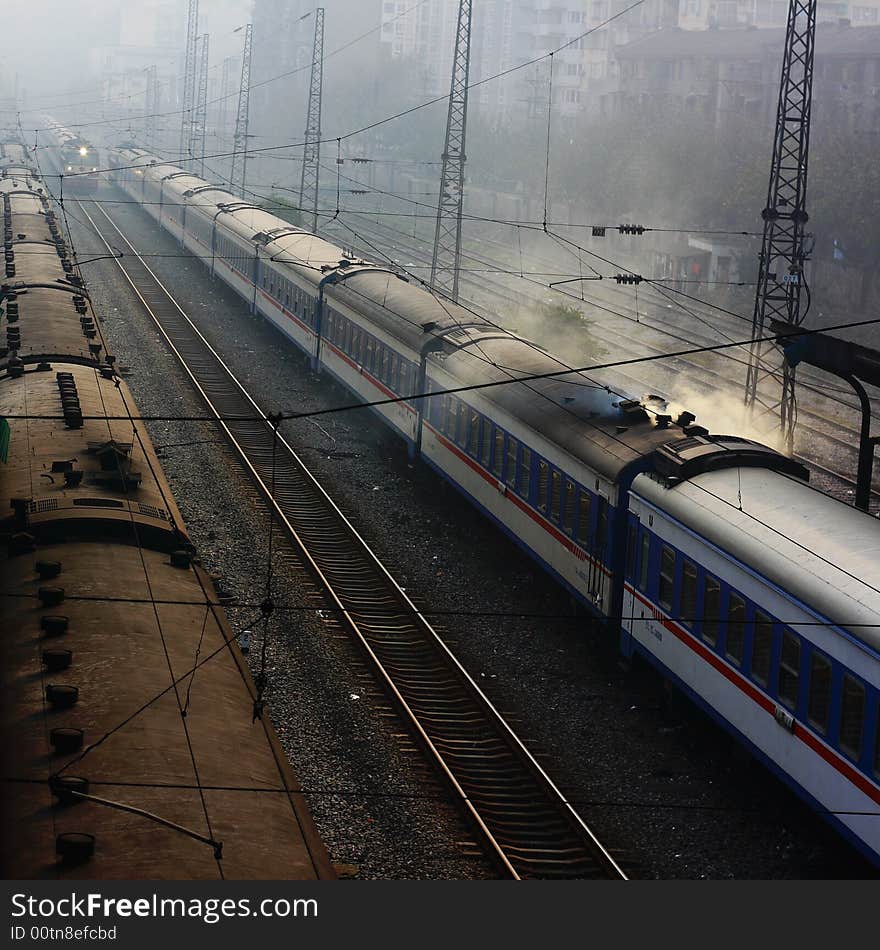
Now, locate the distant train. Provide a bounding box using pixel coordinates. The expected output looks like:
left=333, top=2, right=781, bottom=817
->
left=107, top=144, right=880, bottom=868
left=38, top=116, right=100, bottom=194
left=0, top=133, right=334, bottom=879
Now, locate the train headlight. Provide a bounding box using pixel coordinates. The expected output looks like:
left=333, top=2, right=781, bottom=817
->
left=66, top=165, right=72, bottom=171
left=79, top=147, right=88, bottom=156
left=92, top=167, right=97, bottom=172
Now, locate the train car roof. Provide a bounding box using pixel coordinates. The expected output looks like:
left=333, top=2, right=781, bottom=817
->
left=633, top=467, right=880, bottom=654
left=109, top=149, right=766, bottom=483
left=329, top=267, right=684, bottom=480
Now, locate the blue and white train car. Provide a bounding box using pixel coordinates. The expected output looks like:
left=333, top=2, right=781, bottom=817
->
left=626, top=459, right=880, bottom=864
left=108, top=146, right=880, bottom=867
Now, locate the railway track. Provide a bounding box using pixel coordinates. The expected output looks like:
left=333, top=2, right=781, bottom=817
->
left=74, top=196, right=628, bottom=880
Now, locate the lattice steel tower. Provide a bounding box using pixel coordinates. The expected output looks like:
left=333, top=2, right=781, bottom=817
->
left=218, top=56, right=236, bottom=145
left=230, top=24, right=253, bottom=199
left=744, top=0, right=817, bottom=453
left=178, top=0, right=199, bottom=162
left=144, top=65, right=158, bottom=153
left=430, top=0, right=473, bottom=303
left=299, top=8, right=324, bottom=234
left=193, top=33, right=210, bottom=176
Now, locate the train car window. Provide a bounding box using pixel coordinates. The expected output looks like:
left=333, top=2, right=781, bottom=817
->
left=578, top=492, right=592, bottom=546
left=467, top=411, right=480, bottom=457
left=380, top=348, right=389, bottom=383
left=751, top=611, right=773, bottom=686
left=637, top=530, right=649, bottom=590
left=480, top=419, right=492, bottom=469
left=702, top=575, right=720, bottom=646
left=365, top=337, right=375, bottom=371
left=563, top=481, right=576, bottom=535
left=517, top=447, right=532, bottom=498
left=455, top=407, right=469, bottom=449
left=388, top=353, right=398, bottom=389
left=725, top=593, right=746, bottom=665
left=839, top=674, right=865, bottom=762
left=681, top=561, right=697, bottom=627
left=537, top=460, right=550, bottom=512
left=435, top=394, right=447, bottom=430
left=658, top=546, right=675, bottom=611
left=506, top=438, right=518, bottom=486
left=446, top=399, right=459, bottom=441
left=492, top=429, right=505, bottom=477
left=350, top=326, right=360, bottom=358
left=807, top=652, right=832, bottom=735
left=549, top=470, right=561, bottom=520
left=778, top=630, right=801, bottom=710
left=625, top=524, right=637, bottom=579
left=399, top=362, right=409, bottom=397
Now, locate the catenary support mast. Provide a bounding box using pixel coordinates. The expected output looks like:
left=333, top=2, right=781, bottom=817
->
left=299, top=7, right=325, bottom=234
left=178, top=0, right=199, bottom=162
left=193, top=33, right=210, bottom=176
left=744, top=0, right=817, bottom=453
left=430, top=0, right=473, bottom=303
left=230, top=24, right=253, bottom=199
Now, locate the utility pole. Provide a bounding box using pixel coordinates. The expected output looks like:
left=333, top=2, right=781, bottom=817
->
left=193, top=33, right=210, bottom=176
left=299, top=8, right=325, bottom=234
left=144, top=65, right=158, bottom=153
left=744, top=0, right=817, bottom=453
left=230, top=24, right=253, bottom=199
left=218, top=55, right=236, bottom=146
left=179, top=0, right=199, bottom=163
left=430, top=0, right=472, bottom=303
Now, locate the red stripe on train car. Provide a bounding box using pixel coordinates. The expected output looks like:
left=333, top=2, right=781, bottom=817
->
left=627, top=584, right=880, bottom=806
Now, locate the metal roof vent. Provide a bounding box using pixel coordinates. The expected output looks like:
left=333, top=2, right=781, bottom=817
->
left=38, top=586, right=65, bottom=607
left=46, top=684, right=79, bottom=709
left=36, top=559, right=62, bottom=579
left=56, top=833, right=95, bottom=866
left=42, top=648, right=73, bottom=672
left=50, top=727, right=84, bottom=754
left=41, top=615, right=69, bottom=637
left=170, top=549, right=192, bottom=569
left=50, top=775, right=89, bottom=805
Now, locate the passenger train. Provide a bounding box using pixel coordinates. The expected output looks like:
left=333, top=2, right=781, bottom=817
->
left=0, top=133, right=334, bottom=879
left=38, top=116, right=100, bottom=194
left=107, top=145, right=880, bottom=867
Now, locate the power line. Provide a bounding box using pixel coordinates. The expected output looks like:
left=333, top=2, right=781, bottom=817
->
left=5, top=316, right=880, bottom=426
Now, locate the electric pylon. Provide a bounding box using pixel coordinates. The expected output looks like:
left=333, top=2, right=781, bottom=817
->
left=299, top=7, right=324, bottom=234
left=430, top=0, right=472, bottom=303
left=219, top=55, right=235, bottom=145
left=144, top=65, right=158, bottom=153
left=179, top=0, right=199, bottom=162
left=230, top=24, right=253, bottom=199
left=193, top=33, right=210, bottom=175
left=744, top=0, right=817, bottom=454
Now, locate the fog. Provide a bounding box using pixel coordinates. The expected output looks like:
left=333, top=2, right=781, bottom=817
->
left=2, top=0, right=876, bottom=451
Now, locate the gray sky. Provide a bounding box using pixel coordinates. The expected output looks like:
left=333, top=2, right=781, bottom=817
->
left=4, top=0, right=252, bottom=99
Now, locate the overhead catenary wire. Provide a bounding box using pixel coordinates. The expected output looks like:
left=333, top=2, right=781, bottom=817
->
left=5, top=314, right=880, bottom=426
left=4, top=777, right=876, bottom=819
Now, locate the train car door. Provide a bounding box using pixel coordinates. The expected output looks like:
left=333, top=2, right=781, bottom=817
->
left=620, top=511, right=641, bottom=657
